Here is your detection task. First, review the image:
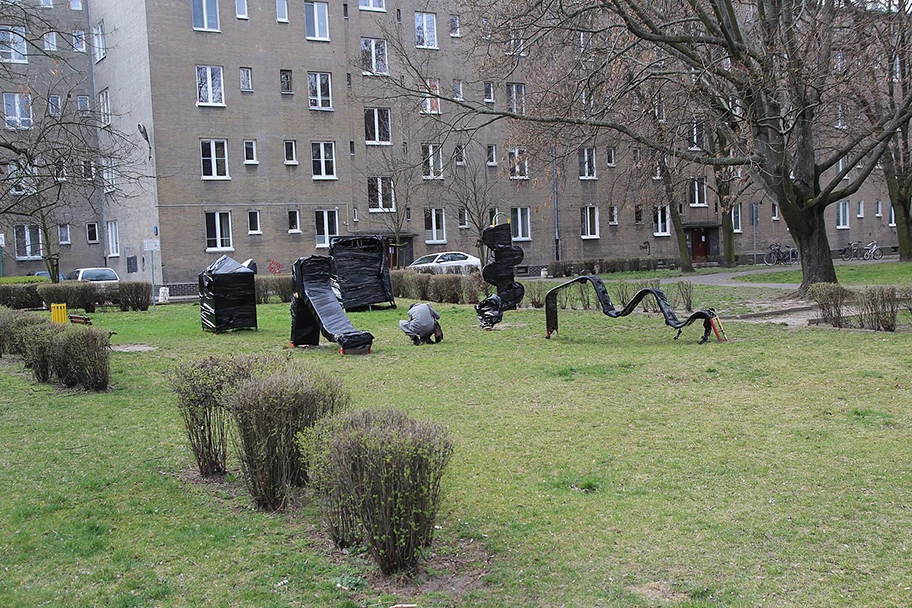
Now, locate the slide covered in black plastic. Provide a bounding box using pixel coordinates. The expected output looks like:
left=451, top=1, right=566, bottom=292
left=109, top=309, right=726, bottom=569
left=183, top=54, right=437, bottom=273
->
left=330, top=236, right=395, bottom=310
left=199, top=255, right=257, bottom=333
left=476, top=223, right=525, bottom=328
left=290, top=256, right=374, bottom=352
left=545, top=276, right=718, bottom=343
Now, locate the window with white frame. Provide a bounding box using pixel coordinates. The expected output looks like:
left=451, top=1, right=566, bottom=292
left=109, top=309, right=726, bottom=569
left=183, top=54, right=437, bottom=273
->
left=77, top=95, right=90, bottom=114
left=92, top=21, right=105, bottom=63
left=72, top=30, right=86, bottom=52
left=689, top=119, right=706, bottom=149
left=102, top=157, right=115, bottom=192
left=856, top=200, right=864, bottom=218
left=0, top=27, right=27, bottom=63
left=889, top=206, right=896, bottom=226
left=276, top=0, right=289, bottom=22
left=307, top=72, right=332, bottom=109
left=106, top=220, right=119, bottom=256
left=424, top=208, right=446, bottom=243
left=368, top=176, right=395, bottom=211
left=43, top=32, right=57, bottom=51
left=452, top=79, right=463, bottom=100
left=511, top=207, right=531, bottom=240
left=415, top=12, right=437, bottom=48
left=364, top=107, right=391, bottom=144
left=244, top=140, right=257, bottom=164
left=458, top=206, right=469, bottom=227
left=97, top=89, right=111, bottom=125
left=688, top=176, right=707, bottom=206
left=197, top=66, right=224, bottom=105
left=360, top=38, right=388, bottom=74
left=193, top=0, right=220, bottom=30
left=454, top=144, right=465, bottom=166
left=47, top=95, right=61, bottom=118
left=508, top=147, right=528, bottom=179
left=835, top=102, right=846, bottom=129
left=315, top=209, right=338, bottom=247
left=772, top=202, right=780, bottom=220
left=58, top=224, right=71, bottom=245
left=305, top=2, right=329, bottom=39
left=236, top=0, right=248, bottom=18
left=875, top=200, right=883, bottom=217
left=288, top=209, right=301, bottom=232
left=420, top=79, right=440, bottom=114
left=579, top=147, right=597, bottom=179
left=505, top=28, right=526, bottom=55
left=200, top=139, right=229, bottom=178
left=836, top=200, right=850, bottom=228
left=41, top=0, right=54, bottom=6
left=79, top=158, right=94, bottom=181
left=53, top=159, right=66, bottom=181
left=506, top=83, right=525, bottom=114
left=837, top=156, right=849, bottom=179
left=449, top=14, right=461, bottom=37
left=606, top=147, right=616, bottom=167
left=71, top=0, right=83, bottom=9
left=352, top=207, right=359, bottom=222
left=205, top=211, right=233, bottom=250
left=486, top=144, right=497, bottom=166
left=239, top=67, right=253, bottom=91
left=608, top=204, right=619, bottom=225
left=359, top=0, right=385, bottom=11
left=248, top=210, right=261, bottom=233
left=654, top=205, right=671, bottom=236
left=8, top=161, right=36, bottom=195
left=483, top=81, right=495, bottom=103
left=732, top=203, right=742, bottom=233
left=14, top=224, right=42, bottom=259
left=86, top=222, right=99, bottom=244
left=280, top=69, right=293, bottom=93
left=422, top=143, right=443, bottom=179
left=581, top=206, right=599, bottom=238
left=284, top=140, right=297, bottom=164
left=311, top=141, right=336, bottom=178
left=3, top=93, right=32, bottom=129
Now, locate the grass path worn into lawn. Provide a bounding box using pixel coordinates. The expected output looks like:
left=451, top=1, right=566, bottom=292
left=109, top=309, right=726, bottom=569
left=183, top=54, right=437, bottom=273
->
left=1, top=287, right=911, bottom=606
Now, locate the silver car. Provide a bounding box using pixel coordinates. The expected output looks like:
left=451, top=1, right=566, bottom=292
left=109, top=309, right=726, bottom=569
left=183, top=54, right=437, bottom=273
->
left=65, top=267, right=120, bottom=283
left=407, top=251, right=481, bottom=273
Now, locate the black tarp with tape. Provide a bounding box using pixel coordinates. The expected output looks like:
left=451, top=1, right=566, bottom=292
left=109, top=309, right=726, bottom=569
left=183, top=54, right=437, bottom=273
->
left=199, top=255, right=257, bottom=333
left=329, top=236, right=395, bottom=310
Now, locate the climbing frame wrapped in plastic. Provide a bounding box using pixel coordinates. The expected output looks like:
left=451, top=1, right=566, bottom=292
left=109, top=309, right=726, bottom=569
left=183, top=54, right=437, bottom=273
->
left=198, top=255, right=258, bottom=333
left=329, top=236, right=396, bottom=310
left=476, top=223, right=525, bottom=328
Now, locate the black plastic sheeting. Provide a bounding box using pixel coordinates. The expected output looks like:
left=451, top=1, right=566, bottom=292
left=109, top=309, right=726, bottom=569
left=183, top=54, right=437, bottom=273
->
left=290, top=255, right=374, bottom=353
left=544, top=276, right=720, bottom=343
left=199, top=255, right=258, bottom=333
left=330, top=236, right=395, bottom=310
left=476, top=223, right=525, bottom=328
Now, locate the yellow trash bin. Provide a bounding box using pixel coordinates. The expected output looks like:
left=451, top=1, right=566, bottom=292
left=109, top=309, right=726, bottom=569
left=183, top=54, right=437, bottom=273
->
left=50, top=303, right=67, bottom=324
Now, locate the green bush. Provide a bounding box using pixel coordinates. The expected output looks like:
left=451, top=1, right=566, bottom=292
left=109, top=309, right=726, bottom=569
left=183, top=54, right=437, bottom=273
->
left=21, top=323, right=67, bottom=382
left=254, top=275, right=296, bottom=304
left=0, top=283, right=44, bottom=309
left=169, top=355, right=252, bottom=477
left=427, top=274, right=463, bottom=304
left=254, top=276, right=272, bottom=304
left=809, top=283, right=855, bottom=328
left=857, top=286, right=898, bottom=332
left=547, top=257, right=656, bottom=278
left=0, top=309, right=49, bottom=356
left=118, top=281, right=152, bottom=311
left=318, top=409, right=453, bottom=575
left=225, top=360, right=350, bottom=511
left=51, top=326, right=111, bottom=390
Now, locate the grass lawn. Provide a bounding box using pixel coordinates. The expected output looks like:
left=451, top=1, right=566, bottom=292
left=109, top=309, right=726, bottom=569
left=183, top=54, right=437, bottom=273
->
left=733, top=260, right=912, bottom=287
left=2, top=291, right=911, bottom=607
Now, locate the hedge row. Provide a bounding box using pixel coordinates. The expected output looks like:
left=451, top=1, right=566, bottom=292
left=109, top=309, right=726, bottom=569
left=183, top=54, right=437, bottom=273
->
left=0, top=281, right=152, bottom=312
left=389, top=270, right=488, bottom=305
left=254, top=275, right=295, bottom=304
left=548, top=257, right=663, bottom=278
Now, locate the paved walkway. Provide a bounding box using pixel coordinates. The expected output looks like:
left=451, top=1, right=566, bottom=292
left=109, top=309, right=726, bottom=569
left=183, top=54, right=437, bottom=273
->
left=659, top=266, right=801, bottom=290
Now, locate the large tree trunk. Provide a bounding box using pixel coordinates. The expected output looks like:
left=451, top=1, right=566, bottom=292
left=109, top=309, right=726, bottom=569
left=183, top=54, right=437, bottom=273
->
left=670, top=204, right=693, bottom=273
left=892, top=198, right=912, bottom=262
left=720, top=209, right=736, bottom=267
left=785, top=203, right=838, bottom=293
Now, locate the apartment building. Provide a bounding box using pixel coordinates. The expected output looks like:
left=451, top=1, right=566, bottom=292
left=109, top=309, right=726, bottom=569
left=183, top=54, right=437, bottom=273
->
left=3, top=0, right=903, bottom=286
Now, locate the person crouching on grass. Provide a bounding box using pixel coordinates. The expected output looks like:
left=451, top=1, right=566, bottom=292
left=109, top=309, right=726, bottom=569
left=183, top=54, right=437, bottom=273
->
left=399, top=302, right=440, bottom=345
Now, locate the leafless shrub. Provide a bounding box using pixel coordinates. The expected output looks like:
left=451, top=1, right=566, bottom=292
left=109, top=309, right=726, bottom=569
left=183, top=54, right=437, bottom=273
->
left=857, top=286, right=898, bottom=332
left=676, top=281, right=694, bottom=312
left=809, top=283, right=855, bottom=328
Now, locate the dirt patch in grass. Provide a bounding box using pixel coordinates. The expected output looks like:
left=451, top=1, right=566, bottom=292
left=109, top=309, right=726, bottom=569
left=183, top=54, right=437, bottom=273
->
left=630, top=581, right=690, bottom=602
left=112, top=344, right=158, bottom=352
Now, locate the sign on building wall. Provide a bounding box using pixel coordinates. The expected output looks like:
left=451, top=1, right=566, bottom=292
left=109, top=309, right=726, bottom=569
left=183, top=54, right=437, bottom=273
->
left=143, top=239, right=161, bottom=252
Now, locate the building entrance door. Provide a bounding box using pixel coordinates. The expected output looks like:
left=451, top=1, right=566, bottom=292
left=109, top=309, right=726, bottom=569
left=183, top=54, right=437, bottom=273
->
left=384, top=237, right=412, bottom=269
left=691, top=228, right=710, bottom=262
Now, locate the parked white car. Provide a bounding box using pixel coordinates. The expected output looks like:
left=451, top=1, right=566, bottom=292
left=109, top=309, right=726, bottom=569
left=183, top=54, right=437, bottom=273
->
left=65, top=267, right=120, bottom=283
left=407, top=251, right=481, bottom=273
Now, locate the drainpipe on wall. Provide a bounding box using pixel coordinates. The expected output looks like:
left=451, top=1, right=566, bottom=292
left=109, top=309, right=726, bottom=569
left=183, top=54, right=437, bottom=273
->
left=552, top=144, right=560, bottom=261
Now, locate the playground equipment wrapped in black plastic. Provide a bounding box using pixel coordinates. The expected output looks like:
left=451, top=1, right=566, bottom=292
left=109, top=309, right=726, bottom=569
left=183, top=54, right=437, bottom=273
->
left=199, top=255, right=258, bottom=333
left=330, top=236, right=395, bottom=310
left=476, top=223, right=525, bottom=328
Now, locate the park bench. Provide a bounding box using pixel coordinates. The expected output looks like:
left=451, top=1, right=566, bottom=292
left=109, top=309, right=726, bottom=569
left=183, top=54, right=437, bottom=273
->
left=68, top=314, right=92, bottom=325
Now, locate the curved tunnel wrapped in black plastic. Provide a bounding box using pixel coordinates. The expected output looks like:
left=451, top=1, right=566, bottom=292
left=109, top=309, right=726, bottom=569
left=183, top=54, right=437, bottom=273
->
left=476, top=223, right=525, bottom=328
left=199, top=255, right=258, bottom=333
left=329, top=236, right=395, bottom=310
left=290, top=255, right=374, bottom=353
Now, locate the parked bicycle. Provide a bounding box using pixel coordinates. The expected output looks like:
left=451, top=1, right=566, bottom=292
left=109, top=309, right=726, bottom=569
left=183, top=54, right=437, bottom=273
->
left=840, top=241, right=863, bottom=261
left=763, top=242, right=799, bottom=266
left=863, top=240, right=883, bottom=260
left=840, top=240, right=882, bottom=261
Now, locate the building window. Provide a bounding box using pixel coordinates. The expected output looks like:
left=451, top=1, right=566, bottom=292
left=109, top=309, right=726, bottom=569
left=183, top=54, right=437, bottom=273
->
left=424, top=208, right=446, bottom=243
left=772, top=203, right=780, bottom=220
left=311, top=141, right=336, bottom=178
left=889, top=206, right=896, bottom=226
left=197, top=66, right=224, bottom=106
left=72, top=30, right=86, bottom=52
left=305, top=2, right=330, bottom=39
left=452, top=79, right=463, bottom=100
left=244, top=139, right=258, bottom=164
left=608, top=205, right=619, bottom=225
left=420, top=79, right=440, bottom=114
left=364, top=107, right=391, bottom=144
left=315, top=209, right=339, bottom=247
left=76, top=95, right=90, bottom=115
left=422, top=143, right=443, bottom=179
left=102, top=157, right=115, bottom=192
left=71, top=0, right=83, bottom=9
left=106, top=220, right=119, bottom=256
left=248, top=210, right=261, bottom=234
left=483, top=81, right=495, bottom=104
left=276, top=0, right=289, bottom=22
left=240, top=67, right=253, bottom=91
left=53, top=159, right=66, bottom=181
left=359, top=0, right=385, bottom=11
left=486, top=144, right=497, bottom=166
left=511, top=207, right=531, bottom=240
left=689, top=119, right=706, bottom=149
left=205, top=211, right=233, bottom=250
left=631, top=147, right=641, bottom=167
left=92, top=21, right=106, bottom=63
left=454, top=144, right=466, bottom=166
left=236, top=0, right=248, bottom=18
left=581, top=206, right=599, bottom=238
left=43, top=32, right=57, bottom=51
left=193, top=0, right=220, bottom=30
left=47, top=95, right=61, bottom=118
left=654, top=204, right=670, bottom=236
left=606, top=147, right=616, bottom=167
left=288, top=209, right=301, bottom=233
left=505, top=28, right=526, bottom=55
left=14, top=225, right=42, bottom=260
left=200, top=139, right=229, bottom=178
left=458, top=206, right=469, bottom=227
left=280, top=69, right=293, bottom=93
left=307, top=72, right=332, bottom=109
left=415, top=12, right=437, bottom=48
left=875, top=200, right=883, bottom=217
left=688, top=177, right=708, bottom=206
left=732, top=203, right=742, bottom=233
left=352, top=207, right=359, bottom=222
left=284, top=140, right=298, bottom=164
left=836, top=200, right=850, bottom=229
left=856, top=200, right=864, bottom=218
left=7, top=161, right=36, bottom=194
left=505, top=83, right=525, bottom=114
left=3, top=93, right=32, bottom=129
left=579, top=147, right=597, bottom=179
left=97, top=89, right=111, bottom=125
left=360, top=38, right=388, bottom=74
left=79, top=158, right=94, bottom=181
left=86, top=222, right=99, bottom=244
left=449, top=14, right=461, bottom=37
left=58, top=224, right=71, bottom=245
left=508, top=147, right=528, bottom=179
left=0, top=27, right=27, bottom=63
left=368, top=176, right=395, bottom=211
